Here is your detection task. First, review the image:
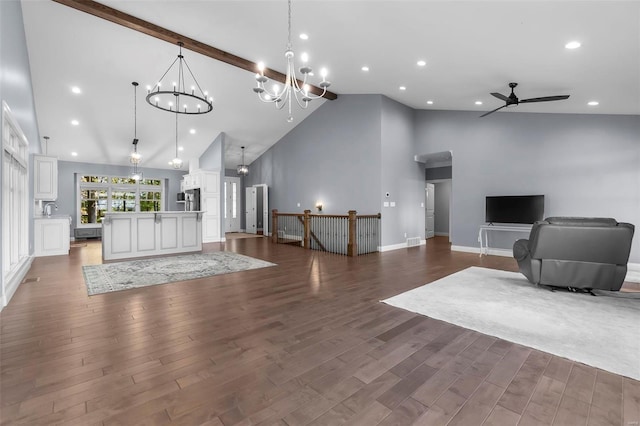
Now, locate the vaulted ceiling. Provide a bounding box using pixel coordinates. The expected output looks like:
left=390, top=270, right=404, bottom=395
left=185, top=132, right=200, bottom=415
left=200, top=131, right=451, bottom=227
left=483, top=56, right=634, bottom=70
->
left=21, top=1, right=640, bottom=170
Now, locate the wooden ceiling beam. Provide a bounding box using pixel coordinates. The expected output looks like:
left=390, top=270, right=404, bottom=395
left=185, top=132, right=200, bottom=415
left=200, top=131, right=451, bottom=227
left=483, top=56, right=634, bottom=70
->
left=51, top=0, right=338, bottom=100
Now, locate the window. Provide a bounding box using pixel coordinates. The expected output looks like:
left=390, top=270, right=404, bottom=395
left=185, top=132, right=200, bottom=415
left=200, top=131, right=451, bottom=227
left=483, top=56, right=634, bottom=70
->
left=2, top=101, right=29, bottom=297
left=78, top=175, right=164, bottom=226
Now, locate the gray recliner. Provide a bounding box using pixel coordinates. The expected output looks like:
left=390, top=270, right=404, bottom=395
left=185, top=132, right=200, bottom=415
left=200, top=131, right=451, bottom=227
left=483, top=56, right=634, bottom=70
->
left=513, top=217, right=635, bottom=291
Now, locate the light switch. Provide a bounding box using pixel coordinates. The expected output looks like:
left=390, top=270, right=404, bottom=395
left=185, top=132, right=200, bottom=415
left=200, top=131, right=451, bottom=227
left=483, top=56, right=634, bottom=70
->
left=390, top=201, right=396, bottom=207
left=383, top=201, right=389, bottom=207
left=297, top=202, right=300, bottom=207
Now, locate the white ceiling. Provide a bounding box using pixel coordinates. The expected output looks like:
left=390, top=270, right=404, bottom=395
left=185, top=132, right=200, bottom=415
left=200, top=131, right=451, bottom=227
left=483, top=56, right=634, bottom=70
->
left=21, top=1, right=640, bottom=171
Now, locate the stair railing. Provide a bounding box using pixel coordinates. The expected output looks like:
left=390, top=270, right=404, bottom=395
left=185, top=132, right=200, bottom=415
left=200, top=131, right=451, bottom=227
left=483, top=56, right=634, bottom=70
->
left=272, top=209, right=381, bottom=256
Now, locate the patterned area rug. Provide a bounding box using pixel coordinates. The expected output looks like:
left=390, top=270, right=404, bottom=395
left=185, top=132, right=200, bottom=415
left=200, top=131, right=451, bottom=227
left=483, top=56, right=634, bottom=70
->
left=83, top=251, right=276, bottom=295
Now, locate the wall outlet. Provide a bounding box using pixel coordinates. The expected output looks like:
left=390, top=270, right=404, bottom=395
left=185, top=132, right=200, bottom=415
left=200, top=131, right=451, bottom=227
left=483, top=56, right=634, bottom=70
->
left=297, top=202, right=300, bottom=207
left=404, top=232, right=407, bottom=238
left=390, top=201, right=396, bottom=207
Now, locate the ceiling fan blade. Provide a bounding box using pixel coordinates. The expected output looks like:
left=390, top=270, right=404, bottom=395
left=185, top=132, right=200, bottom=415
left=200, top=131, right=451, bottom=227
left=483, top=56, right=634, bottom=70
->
left=480, top=105, right=507, bottom=118
left=490, top=92, right=509, bottom=102
left=520, top=95, right=570, bottom=103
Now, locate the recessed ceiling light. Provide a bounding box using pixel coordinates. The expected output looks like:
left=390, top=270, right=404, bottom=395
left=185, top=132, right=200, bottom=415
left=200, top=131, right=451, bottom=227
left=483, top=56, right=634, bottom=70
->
left=71, top=86, right=81, bottom=94
left=189, top=129, right=196, bottom=134
left=475, top=101, right=483, bottom=105
left=178, top=146, right=184, bottom=151
left=417, top=60, right=426, bottom=67
left=426, top=100, right=434, bottom=105
left=71, top=119, right=79, bottom=126
left=361, top=66, right=369, bottom=72
left=299, top=33, right=308, bottom=40
left=565, top=41, right=581, bottom=49
left=71, top=152, right=78, bottom=156
left=587, top=101, right=599, bottom=106
left=399, top=86, right=406, bottom=91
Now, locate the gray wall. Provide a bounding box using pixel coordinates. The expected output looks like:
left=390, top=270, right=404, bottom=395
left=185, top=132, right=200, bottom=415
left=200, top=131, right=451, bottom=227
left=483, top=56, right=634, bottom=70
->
left=198, top=131, right=225, bottom=235
left=246, top=94, right=384, bottom=223
left=414, top=110, right=640, bottom=262
left=1, top=0, right=42, bottom=260
left=57, top=161, right=186, bottom=233
left=380, top=96, right=425, bottom=245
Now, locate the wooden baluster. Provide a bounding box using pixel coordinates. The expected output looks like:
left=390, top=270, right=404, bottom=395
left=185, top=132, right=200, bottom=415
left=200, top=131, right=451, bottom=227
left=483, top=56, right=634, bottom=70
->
left=303, top=210, right=311, bottom=249
left=348, top=210, right=357, bottom=257
left=272, top=209, right=278, bottom=244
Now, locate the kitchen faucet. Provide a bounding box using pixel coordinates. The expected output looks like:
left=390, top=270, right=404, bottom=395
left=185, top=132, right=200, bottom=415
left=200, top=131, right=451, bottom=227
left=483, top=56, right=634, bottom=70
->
left=43, top=202, right=58, bottom=217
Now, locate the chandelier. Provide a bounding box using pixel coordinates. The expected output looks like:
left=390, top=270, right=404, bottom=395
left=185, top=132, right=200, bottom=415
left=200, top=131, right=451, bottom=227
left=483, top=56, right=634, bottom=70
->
left=170, top=113, right=183, bottom=169
left=146, top=42, right=213, bottom=115
left=129, top=82, right=143, bottom=181
left=253, top=0, right=331, bottom=122
left=237, top=146, right=249, bottom=176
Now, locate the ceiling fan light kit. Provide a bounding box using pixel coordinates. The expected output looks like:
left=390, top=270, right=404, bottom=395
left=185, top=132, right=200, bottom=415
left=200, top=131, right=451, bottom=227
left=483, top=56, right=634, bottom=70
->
left=480, top=82, right=570, bottom=117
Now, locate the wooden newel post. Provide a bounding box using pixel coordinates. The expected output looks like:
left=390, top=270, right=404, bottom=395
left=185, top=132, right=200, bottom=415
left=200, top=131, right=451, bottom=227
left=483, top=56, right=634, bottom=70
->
left=303, top=210, right=311, bottom=249
left=347, top=210, right=357, bottom=257
left=272, top=209, right=278, bottom=244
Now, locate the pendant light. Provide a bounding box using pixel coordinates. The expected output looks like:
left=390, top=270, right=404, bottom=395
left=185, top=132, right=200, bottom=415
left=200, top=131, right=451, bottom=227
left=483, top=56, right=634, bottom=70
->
left=237, top=146, right=249, bottom=176
left=171, top=112, right=183, bottom=169
left=129, top=82, right=143, bottom=181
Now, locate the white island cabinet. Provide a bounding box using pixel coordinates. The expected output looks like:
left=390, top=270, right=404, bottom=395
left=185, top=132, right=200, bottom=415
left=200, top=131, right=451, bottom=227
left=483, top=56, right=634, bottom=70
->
left=102, top=211, right=202, bottom=261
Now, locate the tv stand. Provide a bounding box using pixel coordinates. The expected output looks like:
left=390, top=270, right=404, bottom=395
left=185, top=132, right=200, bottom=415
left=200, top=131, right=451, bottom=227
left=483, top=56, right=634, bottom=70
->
left=478, top=224, right=532, bottom=256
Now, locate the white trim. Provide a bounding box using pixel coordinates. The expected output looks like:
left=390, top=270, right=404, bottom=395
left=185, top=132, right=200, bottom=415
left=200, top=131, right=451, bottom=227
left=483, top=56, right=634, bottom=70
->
left=451, top=245, right=512, bottom=257
left=628, top=262, right=640, bottom=272
left=1, top=256, right=33, bottom=311
left=379, top=240, right=426, bottom=252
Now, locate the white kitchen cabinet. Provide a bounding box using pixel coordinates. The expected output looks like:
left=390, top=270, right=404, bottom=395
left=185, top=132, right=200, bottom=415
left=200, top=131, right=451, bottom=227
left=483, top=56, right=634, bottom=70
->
left=33, top=155, right=58, bottom=200
left=34, top=216, right=70, bottom=257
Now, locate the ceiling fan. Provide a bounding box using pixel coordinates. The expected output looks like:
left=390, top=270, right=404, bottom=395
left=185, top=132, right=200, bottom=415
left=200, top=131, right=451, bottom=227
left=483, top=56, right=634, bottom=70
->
left=480, top=82, right=570, bottom=117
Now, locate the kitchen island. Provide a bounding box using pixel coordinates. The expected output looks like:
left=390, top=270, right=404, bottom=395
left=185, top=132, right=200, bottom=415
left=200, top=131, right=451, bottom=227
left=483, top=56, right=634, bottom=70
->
left=102, top=211, right=202, bottom=261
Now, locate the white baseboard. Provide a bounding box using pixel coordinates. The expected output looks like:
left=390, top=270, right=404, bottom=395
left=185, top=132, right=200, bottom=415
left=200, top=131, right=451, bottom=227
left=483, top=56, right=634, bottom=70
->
left=451, top=245, right=512, bottom=257
left=2, top=256, right=33, bottom=311
left=435, top=232, right=449, bottom=237
left=379, top=240, right=426, bottom=252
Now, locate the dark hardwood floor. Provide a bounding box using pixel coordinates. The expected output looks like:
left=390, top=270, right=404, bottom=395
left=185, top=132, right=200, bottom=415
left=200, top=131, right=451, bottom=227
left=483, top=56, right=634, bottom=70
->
left=1, top=236, right=638, bottom=425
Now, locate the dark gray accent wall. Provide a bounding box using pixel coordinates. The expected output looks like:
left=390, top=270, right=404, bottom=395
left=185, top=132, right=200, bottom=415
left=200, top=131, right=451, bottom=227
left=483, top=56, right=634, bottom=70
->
left=246, top=94, right=383, bottom=222
left=433, top=181, right=451, bottom=236
left=425, top=166, right=452, bottom=180
left=57, top=161, right=186, bottom=233
left=414, top=110, right=640, bottom=262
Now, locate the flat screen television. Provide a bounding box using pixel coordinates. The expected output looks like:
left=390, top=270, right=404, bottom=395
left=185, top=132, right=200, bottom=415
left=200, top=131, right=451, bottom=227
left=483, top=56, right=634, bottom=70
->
left=485, top=195, right=544, bottom=225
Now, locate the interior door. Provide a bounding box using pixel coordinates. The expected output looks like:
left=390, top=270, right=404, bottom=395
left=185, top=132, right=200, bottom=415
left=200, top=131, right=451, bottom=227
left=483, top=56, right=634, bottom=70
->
left=426, top=183, right=435, bottom=239
left=224, top=177, right=240, bottom=232
left=245, top=187, right=257, bottom=234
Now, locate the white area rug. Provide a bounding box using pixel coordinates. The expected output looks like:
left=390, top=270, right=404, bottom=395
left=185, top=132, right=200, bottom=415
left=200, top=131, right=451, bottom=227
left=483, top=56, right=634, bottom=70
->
left=382, top=267, right=640, bottom=381
left=83, top=251, right=276, bottom=295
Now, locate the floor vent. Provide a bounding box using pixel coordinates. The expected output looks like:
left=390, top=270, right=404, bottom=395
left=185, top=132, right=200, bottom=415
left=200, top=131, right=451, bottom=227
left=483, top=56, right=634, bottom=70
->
left=406, top=237, right=421, bottom=247
left=22, top=277, right=40, bottom=284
